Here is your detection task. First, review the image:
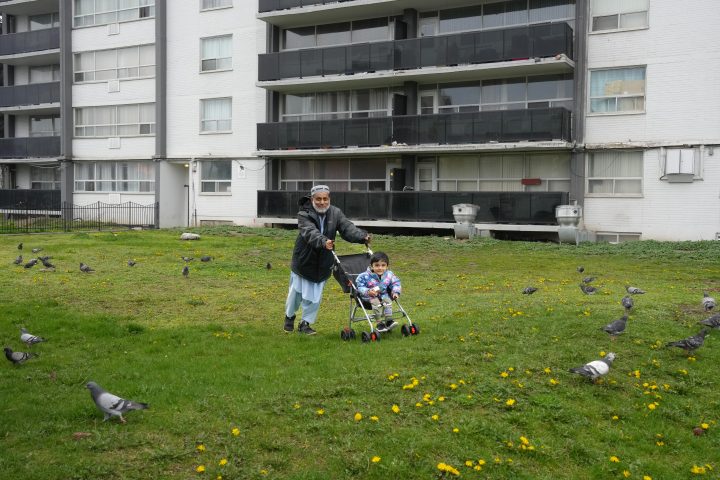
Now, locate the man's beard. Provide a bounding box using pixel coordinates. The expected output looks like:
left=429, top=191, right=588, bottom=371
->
left=314, top=205, right=329, bottom=214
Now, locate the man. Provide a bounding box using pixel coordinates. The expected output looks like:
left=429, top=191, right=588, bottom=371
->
left=284, top=185, right=371, bottom=335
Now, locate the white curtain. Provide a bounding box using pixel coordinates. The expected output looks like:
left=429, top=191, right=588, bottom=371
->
left=202, top=98, right=232, bottom=131
left=202, top=35, right=232, bottom=60
left=590, top=152, right=642, bottom=177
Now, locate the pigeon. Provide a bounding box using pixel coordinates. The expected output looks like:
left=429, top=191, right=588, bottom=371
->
left=80, top=262, right=95, bottom=273
left=266, top=262, right=272, bottom=270
left=13, top=255, right=22, bottom=265
left=181, top=256, right=193, bottom=262
left=31, top=248, right=42, bottom=253
left=41, top=258, right=55, bottom=269
left=182, top=265, right=189, bottom=278
left=37, top=255, right=51, bottom=261
left=17, top=243, right=23, bottom=250
left=666, top=329, right=709, bottom=353
left=86, top=381, right=148, bottom=423
left=582, top=276, right=596, bottom=284
left=621, top=295, right=634, bottom=311
left=702, top=292, right=716, bottom=312
left=522, top=286, right=538, bottom=295
left=24, top=258, right=38, bottom=269
left=4, top=347, right=36, bottom=365
left=626, top=285, right=646, bottom=294
left=579, top=284, right=597, bottom=295
left=569, top=352, right=616, bottom=382
left=127, top=260, right=136, bottom=267
left=698, top=314, right=720, bottom=329
left=577, top=266, right=584, bottom=273
left=200, top=255, right=212, bottom=262
left=20, top=327, right=46, bottom=346
left=601, top=315, right=628, bottom=339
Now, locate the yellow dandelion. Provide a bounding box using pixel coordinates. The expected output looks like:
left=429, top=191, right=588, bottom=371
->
left=217, top=458, right=228, bottom=466
left=293, top=403, right=301, bottom=409
left=544, top=367, right=552, bottom=374
left=623, top=470, right=631, bottom=478
left=260, top=469, right=268, bottom=475
left=612, top=415, right=619, bottom=420
left=643, top=476, right=652, bottom=480
left=465, top=460, right=473, bottom=467
left=217, top=476, right=222, bottom=480
left=648, top=403, right=656, bottom=410
left=370, top=415, right=379, bottom=421
left=656, top=441, right=664, bottom=446
left=196, top=465, right=206, bottom=473
left=231, top=427, right=240, bottom=436
left=452, top=427, right=459, bottom=433
left=317, top=409, right=325, bottom=415
left=506, top=398, right=516, bottom=406
left=610, top=456, right=620, bottom=463
left=500, top=371, right=509, bottom=378
left=196, top=444, right=206, bottom=452
left=431, top=414, right=439, bottom=421
left=474, top=465, right=482, bottom=471
left=520, top=436, right=530, bottom=445
left=391, top=404, right=400, bottom=414
left=450, top=383, right=458, bottom=390
left=701, top=423, right=709, bottom=430
left=550, top=378, right=559, bottom=385
left=438, top=396, right=446, bottom=402
left=415, top=402, right=423, bottom=407
left=371, top=456, right=381, bottom=463
left=691, top=465, right=706, bottom=474
left=354, top=412, right=362, bottom=421
left=478, top=459, right=486, bottom=466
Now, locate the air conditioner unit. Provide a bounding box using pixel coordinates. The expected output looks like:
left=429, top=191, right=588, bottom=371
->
left=665, top=148, right=695, bottom=182
left=108, top=80, right=120, bottom=93
left=108, top=23, right=120, bottom=35
left=108, top=137, right=121, bottom=149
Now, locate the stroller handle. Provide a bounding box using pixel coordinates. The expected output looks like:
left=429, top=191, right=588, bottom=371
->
left=331, top=244, right=373, bottom=264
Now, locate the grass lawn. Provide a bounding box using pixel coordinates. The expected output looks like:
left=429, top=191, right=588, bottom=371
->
left=1, top=228, right=719, bottom=479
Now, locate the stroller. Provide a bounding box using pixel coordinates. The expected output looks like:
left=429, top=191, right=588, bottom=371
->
left=331, top=247, right=419, bottom=343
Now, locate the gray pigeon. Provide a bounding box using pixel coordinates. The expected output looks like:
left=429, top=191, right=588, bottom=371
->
left=601, top=315, right=628, bottom=339
left=626, top=285, right=646, bottom=294
left=666, top=329, right=709, bottom=353
left=86, top=381, right=148, bottom=423
left=4, top=347, right=36, bottom=365
left=127, top=260, right=136, bottom=267
left=621, top=295, right=634, bottom=311
left=579, top=284, right=597, bottom=295
left=13, top=255, right=22, bottom=265
left=266, top=262, right=272, bottom=270
left=41, top=258, right=55, bottom=269
left=569, top=352, right=616, bottom=382
left=17, top=243, right=23, bottom=250
left=702, top=292, right=716, bottom=312
left=522, top=286, right=538, bottom=295
left=200, top=255, right=212, bottom=262
left=699, top=314, right=720, bottom=329
left=24, top=258, right=38, bottom=269
left=582, top=276, right=596, bottom=284
left=577, top=266, right=584, bottom=273
left=80, top=262, right=95, bottom=273
left=181, top=256, right=193, bottom=262
left=20, top=327, right=46, bottom=346
left=182, top=265, right=189, bottom=277
left=31, top=248, right=42, bottom=254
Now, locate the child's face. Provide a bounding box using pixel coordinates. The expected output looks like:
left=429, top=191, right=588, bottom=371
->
left=371, top=260, right=388, bottom=275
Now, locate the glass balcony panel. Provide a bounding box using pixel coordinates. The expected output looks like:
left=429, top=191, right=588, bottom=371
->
left=531, top=23, right=572, bottom=59
left=321, top=46, right=346, bottom=76
left=446, top=112, right=475, bottom=144
left=392, top=116, right=417, bottom=145
left=344, top=118, right=368, bottom=147
left=367, top=117, right=391, bottom=146
left=393, top=39, right=419, bottom=70
left=369, top=42, right=393, bottom=71
left=257, top=123, right=278, bottom=150
left=472, top=111, right=503, bottom=142
left=320, top=119, right=344, bottom=147
left=446, top=32, right=475, bottom=65
left=300, top=49, right=323, bottom=77
left=258, top=54, right=279, bottom=81
left=299, top=121, right=322, bottom=148
left=348, top=43, right=370, bottom=72
left=419, top=36, right=447, bottom=68
left=474, top=30, right=503, bottom=63
left=278, top=50, right=301, bottom=79
left=503, top=26, right=530, bottom=59
left=417, top=115, right=444, bottom=144
left=278, top=122, right=300, bottom=149
left=501, top=110, right=532, bottom=142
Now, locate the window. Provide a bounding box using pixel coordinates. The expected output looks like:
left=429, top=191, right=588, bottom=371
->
left=74, top=161, right=154, bottom=192
left=29, top=65, right=61, bottom=83
left=31, top=166, right=61, bottom=190
left=74, top=103, right=155, bottom=137
left=201, top=161, right=232, bottom=193
left=587, top=151, right=643, bottom=196
left=589, top=67, right=645, bottom=114
left=29, top=13, right=60, bottom=30
left=73, top=0, right=155, bottom=28
left=200, top=35, right=232, bottom=72
left=279, top=158, right=388, bottom=192
left=596, top=232, right=641, bottom=243
left=591, top=0, right=648, bottom=32
left=281, top=89, right=388, bottom=121
left=200, top=98, right=232, bottom=133
left=30, top=115, right=62, bottom=137
left=282, top=17, right=391, bottom=50
left=74, top=45, right=155, bottom=82
left=200, top=0, right=231, bottom=10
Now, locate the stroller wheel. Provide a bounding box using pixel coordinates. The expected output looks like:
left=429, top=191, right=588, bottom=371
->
left=361, top=331, right=370, bottom=343
left=401, top=324, right=410, bottom=337
left=340, top=328, right=351, bottom=341
left=370, top=331, right=380, bottom=342
left=410, top=323, right=420, bottom=336
left=349, top=328, right=356, bottom=340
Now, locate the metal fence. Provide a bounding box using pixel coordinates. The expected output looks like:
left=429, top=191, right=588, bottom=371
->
left=0, top=201, right=158, bottom=233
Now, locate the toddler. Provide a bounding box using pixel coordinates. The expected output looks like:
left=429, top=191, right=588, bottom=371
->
left=356, top=251, right=402, bottom=332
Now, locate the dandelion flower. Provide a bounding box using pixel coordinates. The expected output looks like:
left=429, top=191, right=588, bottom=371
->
left=474, top=465, right=482, bottom=471
left=354, top=412, right=362, bottom=421
left=196, top=444, right=206, bottom=452
left=520, top=436, right=530, bottom=445
left=371, top=456, right=381, bottom=463
left=701, top=423, right=709, bottom=430
left=415, top=402, right=423, bottom=408
left=465, top=460, right=474, bottom=467
left=450, top=383, right=458, bottom=390
left=231, top=427, right=240, bottom=436
left=648, top=403, right=656, bottom=411
left=196, top=465, right=206, bottom=473
left=612, top=415, right=619, bottom=421
left=219, top=459, right=228, bottom=466
left=391, top=404, right=400, bottom=414
left=452, top=427, right=459, bottom=433
left=505, top=398, right=516, bottom=406
left=543, top=367, right=552, bottom=374
left=643, top=476, right=652, bottom=480
left=500, top=371, right=509, bottom=378
left=438, top=396, right=445, bottom=402
left=623, top=471, right=631, bottom=478
left=431, top=414, right=439, bottom=421
left=550, top=378, right=559, bottom=385
left=260, top=469, right=268, bottom=475
left=317, top=409, right=325, bottom=415
left=370, top=415, right=379, bottom=422
left=691, top=465, right=707, bottom=474
left=293, top=403, right=301, bottom=409
left=610, top=456, right=620, bottom=463
left=478, top=459, right=486, bottom=466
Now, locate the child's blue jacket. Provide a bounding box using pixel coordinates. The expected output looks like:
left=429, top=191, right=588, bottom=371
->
left=356, top=268, right=402, bottom=298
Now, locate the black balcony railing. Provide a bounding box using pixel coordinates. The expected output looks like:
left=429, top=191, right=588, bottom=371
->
left=258, top=190, right=569, bottom=224
left=0, top=28, right=60, bottom=56
left=258, top=107, right=571, bottom=150
left=0, top=82, right=60, bottom=108
left=259, top=23, right=573, bottom=81
left=259, top=0, right=350, bottom=13
left=0, top=136, right=60, bottom=158
left=0, top=189, right=60, bottom=210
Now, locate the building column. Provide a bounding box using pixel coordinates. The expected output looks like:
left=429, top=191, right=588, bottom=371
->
left=154, top=0, right=167, bottom=228
left=59, top=0, right=73, bottom=208
left=571, top=0, right=588, bottom=206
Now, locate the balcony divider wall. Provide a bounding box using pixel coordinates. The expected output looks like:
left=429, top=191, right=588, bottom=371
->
left=259, top=23, right=573, bottom=81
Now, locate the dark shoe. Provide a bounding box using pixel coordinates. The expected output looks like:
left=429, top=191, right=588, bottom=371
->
left=383, top=319, right=398, bottom=331
left=297, top=320, right=316, bottom=335
left=376, top=320, right=389, bottom=333
left=284, top=315, right=295, bottom=333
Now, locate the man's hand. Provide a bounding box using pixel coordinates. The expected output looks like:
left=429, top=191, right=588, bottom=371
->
left=325, top=239, right=334, bottom=250
left=364, top=234, right=372, bottom=244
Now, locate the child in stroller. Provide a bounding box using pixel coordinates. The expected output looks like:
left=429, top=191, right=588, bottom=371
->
left=355, top=251, right=401, bottom=333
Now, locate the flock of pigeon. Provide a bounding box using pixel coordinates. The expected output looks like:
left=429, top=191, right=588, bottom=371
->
left=4, top=241, right=219, bottom=422
left=523, top=265, right=719, bottom=382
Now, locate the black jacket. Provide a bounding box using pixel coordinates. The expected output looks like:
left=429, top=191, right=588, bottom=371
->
left=291, top=196, right=368, bottom=283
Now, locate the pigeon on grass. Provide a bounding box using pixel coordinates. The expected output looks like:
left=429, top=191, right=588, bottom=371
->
left=24, top=259, right=38, bottom=269
left=182, top=265, right=189, bottom=278
left=579, top=284, right=597, bottom=295
left=17, top=243, right=23, bottom=250
left=181, top=256, right=193, bottom=262
left=266, top=262, right=272, bottom=270
left=577, top=266, right=584, bottom=273
left=86, top=381, right=148, bottom=423
left=80, top=262, right=95, bottom=273
left=13, top=255, right=22, bottom=265
left=31, top=248, right=42, bottom=254
left=582, top=276, right=596, bottom=284
left=698, top=314, right=720, bottom=329
left=522, top=286, right=538, bottom=295
left=41, top=258, right=55, bottom=269
left=127, top=260, right=136, bottom=267
left=702, top=292, right=716, bottom=312
left=20, top=327, right=46, bottom=346
left=601, top=315, right=628, bottom=340
left=4, top=347, right=36, bottom=365
left=666, top=329, right=709, bottom=354
left=200, top=255, right=212, bottom=262
left=621, top=295, right=634, bottom=311
left=626, top=285, right=646, bottom=294
left=569, top=352, right=616, bottom=382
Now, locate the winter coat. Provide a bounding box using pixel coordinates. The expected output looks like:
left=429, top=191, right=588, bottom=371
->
left=355, top=267, right=402, bottom=300
left=291, top=195, right=368, bottom=283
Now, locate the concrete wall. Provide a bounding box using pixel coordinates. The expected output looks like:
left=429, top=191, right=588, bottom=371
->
left=158, top=161, right=187, bottom=228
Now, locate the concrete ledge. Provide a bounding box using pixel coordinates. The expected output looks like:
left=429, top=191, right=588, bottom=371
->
left=256, top=217, right=559, bottom=232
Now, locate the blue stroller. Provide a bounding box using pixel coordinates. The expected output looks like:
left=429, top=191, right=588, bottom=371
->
left=331, top=248, right=419, bottom=343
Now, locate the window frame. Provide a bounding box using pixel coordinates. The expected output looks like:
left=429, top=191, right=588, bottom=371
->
left=199, top=34, right=233, bottom=73
left=278, top=158, right=389, bottom=192
left=73, top=161, right=155, bottom=193
left=589, top=0, right=649, bottom=33
left=587, top=66, right=646, bottom=116
left=73, top=44, right=156, bottom=83
left=73, top=0, right=156, bottom=29
left=200, top=97, right=233, bottom=134
left=585, top=150, right=644, bottom=198
left=199, top=0, right=232, bottom=12
left=74, top=103, right=156, bottom=138
left=30, top=165, right=61, bottom=190
left=200, top=160, right=232, bottom=195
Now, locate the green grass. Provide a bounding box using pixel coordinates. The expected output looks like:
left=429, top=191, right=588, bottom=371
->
left=1, top=229, right=719, bottom=479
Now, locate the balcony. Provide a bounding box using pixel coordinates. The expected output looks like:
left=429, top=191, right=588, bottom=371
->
left=259, top=23, right=573, bottom=82
left=0, top=28, right=60, bottom=57
left=257, top=107, right=571, bottom=151
left=258, top=190, right=569, bottom=224
left=0, top=82, right=61, bottom=110
left=0, top=189, right=60, bottom=210
left=259, top=0, right=342, bottom=12
left=0, top=136, right=60, bottom=158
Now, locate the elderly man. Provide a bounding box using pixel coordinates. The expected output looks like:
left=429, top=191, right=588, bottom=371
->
left=284, top=185, right=371, bottom=335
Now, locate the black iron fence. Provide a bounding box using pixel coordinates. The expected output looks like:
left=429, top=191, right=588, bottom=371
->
left=0, top=28, right=60, bottom=56
left=0, top=201, right=158, bottom=233
left=258, top=107, right=571, bottom=150
left=258, top=190, right=568, bottom=224
left=259, top=23, right=573, bottom=81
